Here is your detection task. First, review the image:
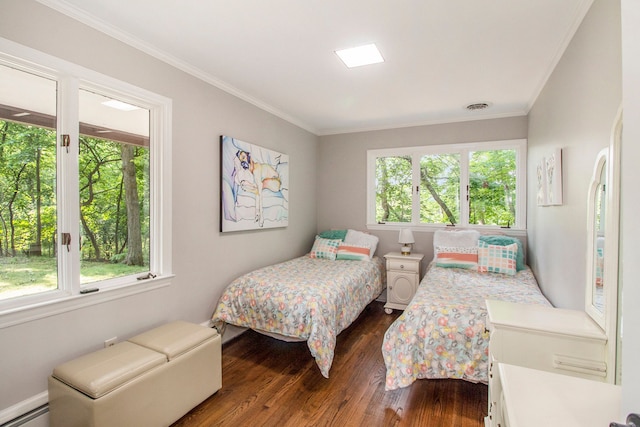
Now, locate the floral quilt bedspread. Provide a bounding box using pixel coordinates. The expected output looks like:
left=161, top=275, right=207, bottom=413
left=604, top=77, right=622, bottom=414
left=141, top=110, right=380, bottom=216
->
left=212, top=256, right=384, bottom=378
left=383, top=264, right=551, bottom=390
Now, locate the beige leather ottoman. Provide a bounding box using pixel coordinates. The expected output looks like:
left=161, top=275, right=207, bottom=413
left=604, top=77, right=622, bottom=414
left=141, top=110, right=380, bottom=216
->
left=48, top=321, right=221, bottom=427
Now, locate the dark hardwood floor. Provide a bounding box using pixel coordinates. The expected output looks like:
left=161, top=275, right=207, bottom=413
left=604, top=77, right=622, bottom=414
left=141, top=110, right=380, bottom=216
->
left=172, top=301, right=487, bottom=427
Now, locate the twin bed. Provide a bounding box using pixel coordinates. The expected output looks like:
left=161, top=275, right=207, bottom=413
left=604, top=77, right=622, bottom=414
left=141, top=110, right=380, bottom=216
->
left=212, top=229, right=550, bottom=386
left=211, top=229, right=383, bottom=377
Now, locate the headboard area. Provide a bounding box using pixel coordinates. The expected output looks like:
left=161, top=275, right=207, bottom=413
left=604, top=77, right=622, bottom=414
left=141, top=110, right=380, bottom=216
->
left=431, top=229, right=527, bottom=275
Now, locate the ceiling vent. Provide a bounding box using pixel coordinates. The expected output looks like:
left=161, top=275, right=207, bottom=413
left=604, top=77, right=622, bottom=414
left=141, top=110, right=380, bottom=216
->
left=466, top=102, right=490, bottom=111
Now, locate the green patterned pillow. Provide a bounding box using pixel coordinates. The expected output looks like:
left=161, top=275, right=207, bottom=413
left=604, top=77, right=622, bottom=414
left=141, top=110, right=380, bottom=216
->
left=479, top=235, right=525, bottom=271
left=477, top=241, right=517, bottom=275
left=309, top=236, right=341, bottom=260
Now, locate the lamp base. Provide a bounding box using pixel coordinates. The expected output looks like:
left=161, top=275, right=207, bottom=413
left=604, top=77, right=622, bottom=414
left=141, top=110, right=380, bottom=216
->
left=400, top=245, right=412, bottom=255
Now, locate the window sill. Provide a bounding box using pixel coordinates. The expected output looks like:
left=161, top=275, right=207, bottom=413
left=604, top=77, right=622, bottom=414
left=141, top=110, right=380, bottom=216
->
left=0, top=274, right=174, bottom=329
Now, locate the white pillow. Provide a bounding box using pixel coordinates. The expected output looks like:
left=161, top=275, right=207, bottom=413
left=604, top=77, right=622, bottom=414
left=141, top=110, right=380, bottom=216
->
left=433, top=229, right=480, bottom=249
left=344, top=229, right=379, bottom=258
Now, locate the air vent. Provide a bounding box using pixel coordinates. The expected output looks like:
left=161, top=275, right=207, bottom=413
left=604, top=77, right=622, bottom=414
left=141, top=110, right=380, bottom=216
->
left=466, top=103, right=490, bottom=111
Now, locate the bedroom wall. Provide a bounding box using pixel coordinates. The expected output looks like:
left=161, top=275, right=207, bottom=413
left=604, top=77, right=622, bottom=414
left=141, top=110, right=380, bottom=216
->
left=526, top=0, right=621, bottom=310
left=317, top=116, right=528, bottom=271
left=620, top=0, right=640, bottom=414
left=0, top=0, right=318, bottom=421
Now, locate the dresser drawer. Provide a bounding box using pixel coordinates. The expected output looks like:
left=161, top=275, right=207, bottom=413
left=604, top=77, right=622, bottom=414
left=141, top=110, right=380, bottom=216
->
left=387, top=259, right=419, bottom=272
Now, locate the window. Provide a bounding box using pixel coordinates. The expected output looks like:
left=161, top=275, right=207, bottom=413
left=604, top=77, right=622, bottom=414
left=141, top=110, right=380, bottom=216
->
left=368, top=140, right=526, bottom=229
left=0, top=39, right=172, bottom=322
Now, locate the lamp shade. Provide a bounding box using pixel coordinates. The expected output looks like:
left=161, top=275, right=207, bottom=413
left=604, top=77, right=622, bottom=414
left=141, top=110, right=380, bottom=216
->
left=398, top=228, right=415, bottom=244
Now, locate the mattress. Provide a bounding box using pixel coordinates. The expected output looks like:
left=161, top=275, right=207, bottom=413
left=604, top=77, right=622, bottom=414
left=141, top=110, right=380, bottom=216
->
left=382, top=263, right=550, bottom=390
left=212, top=255, right=384, bottom=377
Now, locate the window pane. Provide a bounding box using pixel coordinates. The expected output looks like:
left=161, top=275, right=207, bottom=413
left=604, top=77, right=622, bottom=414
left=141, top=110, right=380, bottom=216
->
left=0, top=64, right=58, bottom=300
left=375, top=156, right=412, bottom=223
left=420, top=153, right=460, bottom=224
left=469, top=149, right=516, bottom=226
left=78, top=90, right=150, bottom=284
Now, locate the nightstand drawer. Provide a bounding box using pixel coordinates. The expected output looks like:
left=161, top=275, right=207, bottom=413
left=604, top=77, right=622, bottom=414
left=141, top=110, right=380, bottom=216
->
left=387, top=259, right=419, bottom=272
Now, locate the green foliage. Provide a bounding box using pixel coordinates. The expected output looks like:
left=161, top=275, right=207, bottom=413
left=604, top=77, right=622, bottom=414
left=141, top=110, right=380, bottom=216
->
left=469, top=149, right=516, bottom=226
left=419, top=153, right=460, bottom=224
left=0, top=119, right=150, bottom=297
left=0, top=256, right=148, bottom=299
left=375, top=156, right=412, bottom=222
left=0, top=121, right=57, bottom=255
left=374, top=148, right=516, bottom=227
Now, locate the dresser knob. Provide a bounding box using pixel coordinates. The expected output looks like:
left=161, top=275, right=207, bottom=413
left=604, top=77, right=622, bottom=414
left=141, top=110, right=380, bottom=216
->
left=400, top=264, right=405, bottom=269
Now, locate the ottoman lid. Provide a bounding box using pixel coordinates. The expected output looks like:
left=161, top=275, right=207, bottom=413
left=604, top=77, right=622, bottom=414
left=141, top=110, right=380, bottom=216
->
left=128, top=321, right=217, bottom=361
left=52, top=341, right=165, bottom=399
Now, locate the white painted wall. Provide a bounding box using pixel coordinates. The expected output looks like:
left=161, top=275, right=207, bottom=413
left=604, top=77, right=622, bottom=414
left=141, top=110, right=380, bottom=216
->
left=527, top=0, right=621, bottom=310
left=620, top=0, right=640, bottom=417
left=0, top=0, right=318, bottom=419
left=529, top=0, right=640, bottom=415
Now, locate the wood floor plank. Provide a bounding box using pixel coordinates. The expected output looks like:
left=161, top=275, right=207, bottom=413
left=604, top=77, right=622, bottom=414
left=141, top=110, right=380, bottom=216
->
left=172, top=301, right=487, bottom=427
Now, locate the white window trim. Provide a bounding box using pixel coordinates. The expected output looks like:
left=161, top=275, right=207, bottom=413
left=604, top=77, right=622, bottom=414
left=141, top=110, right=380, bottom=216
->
left=366, top=139, right=527, bottom=233
left=0, top=38, right=173, bottom=329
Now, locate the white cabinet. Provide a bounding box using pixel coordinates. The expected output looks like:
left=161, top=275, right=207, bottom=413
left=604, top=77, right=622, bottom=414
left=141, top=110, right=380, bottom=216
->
left=486, top=300, right=609, bottom=427
left=383, top=252, right=424, bottom=314
left=497, top=363, right=622, bottom=427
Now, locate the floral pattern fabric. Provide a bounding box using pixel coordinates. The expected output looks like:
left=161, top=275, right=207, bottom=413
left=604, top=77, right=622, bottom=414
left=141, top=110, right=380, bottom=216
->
left=382, top=263, right=550, bottom=390
left=212, top=256, right=384, bottom=378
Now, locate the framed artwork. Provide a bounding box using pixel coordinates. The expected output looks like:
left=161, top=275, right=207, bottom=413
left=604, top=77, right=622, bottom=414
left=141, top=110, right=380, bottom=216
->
left=537, top=148, right=563, bottom=207
left=536, top=157, right=548, bottom=206
left=546, top=148, right=563, bottom=205
left=220, top=135, right=289, bottom=232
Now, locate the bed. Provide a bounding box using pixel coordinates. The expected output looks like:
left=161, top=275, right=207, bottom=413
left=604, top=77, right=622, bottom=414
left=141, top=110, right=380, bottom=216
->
left=382, top=230, right=551, bottom=391
left=211, top=230, right=384, bottom=378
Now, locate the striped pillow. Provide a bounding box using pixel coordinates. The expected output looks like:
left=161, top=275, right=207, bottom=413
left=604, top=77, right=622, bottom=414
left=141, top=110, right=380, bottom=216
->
left=336, top=243, right=371, bottom=261
left=309, top=236, right=340, bottom=260
left=477, top=241, right=517, bottom=275
left=435, top=246, right=478, bottom=269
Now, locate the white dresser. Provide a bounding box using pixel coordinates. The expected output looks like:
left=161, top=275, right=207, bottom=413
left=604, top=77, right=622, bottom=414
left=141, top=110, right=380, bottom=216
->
left=497, top=363, right=622, bottom=427
left=486, top=299, right=609, bottom=427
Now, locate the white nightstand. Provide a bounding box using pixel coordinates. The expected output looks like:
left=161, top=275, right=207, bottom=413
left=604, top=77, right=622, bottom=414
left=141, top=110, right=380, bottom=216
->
left=383, top=252, right=424, bottom=314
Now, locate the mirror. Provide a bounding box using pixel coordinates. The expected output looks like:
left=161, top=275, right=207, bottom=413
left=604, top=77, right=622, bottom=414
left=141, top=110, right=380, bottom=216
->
left=585, top=109, right=621, bottom=384
left=586, top=150, right=607, bottom=323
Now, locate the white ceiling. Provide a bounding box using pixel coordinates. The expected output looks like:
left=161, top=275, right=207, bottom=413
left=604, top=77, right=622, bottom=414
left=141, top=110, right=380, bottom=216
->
left=38, top=0, right=594, bottom=136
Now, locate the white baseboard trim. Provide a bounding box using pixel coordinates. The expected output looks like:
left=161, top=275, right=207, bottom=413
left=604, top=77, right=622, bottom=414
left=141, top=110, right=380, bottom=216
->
left=0, top=391, right=48, bottom=425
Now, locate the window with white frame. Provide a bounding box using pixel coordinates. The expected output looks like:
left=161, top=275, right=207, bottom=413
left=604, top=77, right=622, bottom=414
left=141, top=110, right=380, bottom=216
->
left=367, top=139, right=526, bottom=229
left=0, top=39, right=172, bottom=319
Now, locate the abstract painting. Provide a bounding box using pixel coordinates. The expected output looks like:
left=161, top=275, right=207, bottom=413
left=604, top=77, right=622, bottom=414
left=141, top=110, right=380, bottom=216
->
left=220, top=135, right=289, bottom=232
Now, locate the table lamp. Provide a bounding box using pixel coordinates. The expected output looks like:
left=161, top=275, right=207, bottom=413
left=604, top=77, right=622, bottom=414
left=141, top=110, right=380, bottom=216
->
left=399, top=229, right=415, bottom=255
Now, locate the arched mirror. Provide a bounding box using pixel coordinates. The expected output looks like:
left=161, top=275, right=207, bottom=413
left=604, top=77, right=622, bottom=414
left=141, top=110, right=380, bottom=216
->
left=586, top=149, right=607, bottom=325
left=585, top=109, right=621, bottom=383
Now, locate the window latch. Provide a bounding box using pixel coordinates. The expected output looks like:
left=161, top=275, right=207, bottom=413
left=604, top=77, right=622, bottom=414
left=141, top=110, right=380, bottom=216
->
left=61, top=232, right=71, bottom=252
left=61, top=134, right=70, bottom=153
left=137, top=272, right=157, bottom=281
